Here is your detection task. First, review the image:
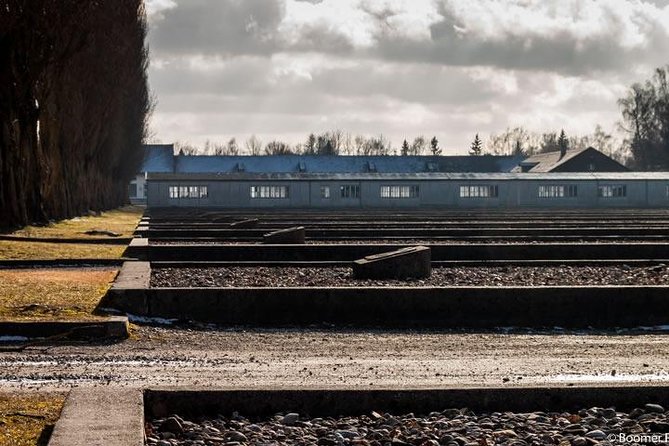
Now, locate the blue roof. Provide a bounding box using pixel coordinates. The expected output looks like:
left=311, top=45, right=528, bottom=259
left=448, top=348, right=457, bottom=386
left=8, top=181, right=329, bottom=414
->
left=172, top=154, right=522, bottom=174
left=141, top=144, right=174, bottom=173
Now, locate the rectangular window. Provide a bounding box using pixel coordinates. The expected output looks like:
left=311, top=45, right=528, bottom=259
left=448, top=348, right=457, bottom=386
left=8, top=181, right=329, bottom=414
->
left=598, top=184, right=626, bottom=198
left=538, top=185, right=578, bottom=198
left=459, top=185, right=499, bottom=198
left=320, top=186, right=330, bottom=199
left=340, top=185, right=360, bottom=199
left=250, top=185, right=289, bottom=199
left=380, top=185, right=420, bottom=198
left=169, top=185, right=208, bottom=199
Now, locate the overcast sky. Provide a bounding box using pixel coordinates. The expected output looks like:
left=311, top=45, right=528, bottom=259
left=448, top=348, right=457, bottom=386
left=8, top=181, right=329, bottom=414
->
left=145, top=0, right=669, bottom=154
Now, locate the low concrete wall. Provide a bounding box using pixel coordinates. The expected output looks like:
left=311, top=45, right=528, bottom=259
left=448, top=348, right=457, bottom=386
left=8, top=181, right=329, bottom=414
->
left=140, top=242, right=669, bottom=262
left=145, top=387, right=669, bottom=418
left=103, top=266, right=669, bottom=328
left=136, top=227, right=669, bottom=239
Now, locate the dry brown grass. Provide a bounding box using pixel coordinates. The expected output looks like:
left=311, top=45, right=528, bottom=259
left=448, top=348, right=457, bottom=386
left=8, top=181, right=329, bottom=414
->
left=0, top=241, right=126, bottom=260
left=0, top=392, right=66, bottom=446
left=0, top=269, right=118, bottom=321
left=0, top=205, right=142, bottom=260
left=8, top=205, right=143, bottom=239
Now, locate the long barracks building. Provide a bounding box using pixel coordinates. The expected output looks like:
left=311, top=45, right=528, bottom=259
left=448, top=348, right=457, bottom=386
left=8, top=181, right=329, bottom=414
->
left=131, top=144, right=669, bottom=209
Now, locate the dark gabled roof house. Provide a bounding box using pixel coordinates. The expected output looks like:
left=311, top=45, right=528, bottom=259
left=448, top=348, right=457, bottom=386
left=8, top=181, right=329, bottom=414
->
left=514, top=146, right=629, bottom=173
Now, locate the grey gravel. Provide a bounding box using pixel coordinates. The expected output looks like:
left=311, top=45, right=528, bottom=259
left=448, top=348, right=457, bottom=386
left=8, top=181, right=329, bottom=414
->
left=146, top=405, right=669, bottom=445
left=150, top=264, right=669, bottom=288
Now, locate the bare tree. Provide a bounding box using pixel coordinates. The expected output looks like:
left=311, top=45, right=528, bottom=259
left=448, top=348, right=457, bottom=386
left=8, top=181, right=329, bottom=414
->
left=264, top=140, right=293, bottom=155
left=411, top=136, right=427, bottom=155
left=245, top=135, right=262, bottom=155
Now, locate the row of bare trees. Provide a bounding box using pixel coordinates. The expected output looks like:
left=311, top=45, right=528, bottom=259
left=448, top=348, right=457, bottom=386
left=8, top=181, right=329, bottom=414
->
left=0, top=1, right=151, bottom=229
left=175, top=132, right=441, bottom=157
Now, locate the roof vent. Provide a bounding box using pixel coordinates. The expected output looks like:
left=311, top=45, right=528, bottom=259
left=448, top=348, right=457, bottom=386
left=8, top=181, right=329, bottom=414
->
left=426, top=162, right=438, bottom=172
left=235, top=162, right=246, bottom=172
left=367, top=161, right=377, bottom=172
left=298, top=161, right=307, bottom=172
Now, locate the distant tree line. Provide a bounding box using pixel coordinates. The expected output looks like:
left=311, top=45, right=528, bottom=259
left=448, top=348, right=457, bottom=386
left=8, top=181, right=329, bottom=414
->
left=175, top=132, right=443, bottom=157
left=0, top=1, right=151, bottom=229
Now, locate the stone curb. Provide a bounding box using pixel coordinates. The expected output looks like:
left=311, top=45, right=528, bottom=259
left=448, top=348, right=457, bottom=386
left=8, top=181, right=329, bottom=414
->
left=0, top=316, right=129, bottom=341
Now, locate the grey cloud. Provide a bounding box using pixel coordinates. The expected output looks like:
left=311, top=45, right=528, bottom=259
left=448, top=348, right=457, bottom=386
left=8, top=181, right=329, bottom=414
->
left=149, top=0, right=285, bottom=57
left=149, top=57, right=508, bottom=110
left=363, top=1, right=669, bottom=75
left=148, top=0, right=669, bottom=75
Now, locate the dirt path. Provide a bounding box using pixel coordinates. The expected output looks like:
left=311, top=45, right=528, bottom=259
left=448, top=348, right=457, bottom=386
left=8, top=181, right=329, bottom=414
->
left=1, top=326, right=668, bottom=391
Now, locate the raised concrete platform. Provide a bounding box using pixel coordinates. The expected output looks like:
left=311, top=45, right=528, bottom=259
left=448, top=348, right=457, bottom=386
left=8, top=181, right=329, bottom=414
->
left=48, top=388, right=143, bottom=446
left=102, top=262, right=669, bottom=328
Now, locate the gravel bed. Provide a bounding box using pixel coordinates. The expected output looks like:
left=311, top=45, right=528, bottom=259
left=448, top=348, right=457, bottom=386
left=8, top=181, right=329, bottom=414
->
left=150, top=264, right=669, bottom=288
left=146, top=404, right=669, bottom=446
left=149, top=239, right=664, bottom=246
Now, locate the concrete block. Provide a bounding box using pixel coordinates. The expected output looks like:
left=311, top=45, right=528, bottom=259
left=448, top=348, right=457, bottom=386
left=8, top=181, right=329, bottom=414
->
left=229, top=218, right=260, bottom=229
left=48, top=388, right=144, bottom=446
left=353, top=246, right=431, bottom=279
left=263, top=226, right=306, bottom=244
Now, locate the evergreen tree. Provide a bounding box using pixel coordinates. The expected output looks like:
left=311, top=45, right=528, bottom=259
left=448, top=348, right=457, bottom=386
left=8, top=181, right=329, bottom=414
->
left=401, top=139, right=409, bottom=156
left=469, top=134, right=483, bottom=156
left=557, top=129, right=569, bottom=154
left=430, top=136, right=441, bottom=155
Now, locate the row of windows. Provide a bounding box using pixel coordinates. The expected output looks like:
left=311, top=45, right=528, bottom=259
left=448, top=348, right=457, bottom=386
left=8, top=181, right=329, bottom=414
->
left=167, top=183, right=635, bottom=200
left=250, top=185, right=289, bottom=199
left=168, top=186, right=208, bottom=199
left=380, top=185, right=420, bottom=198
left=598, top=185, right=626, bottom=198
left=538, top=185, right=578, bottom=198
left=459, top=185, right=499, bottom=198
